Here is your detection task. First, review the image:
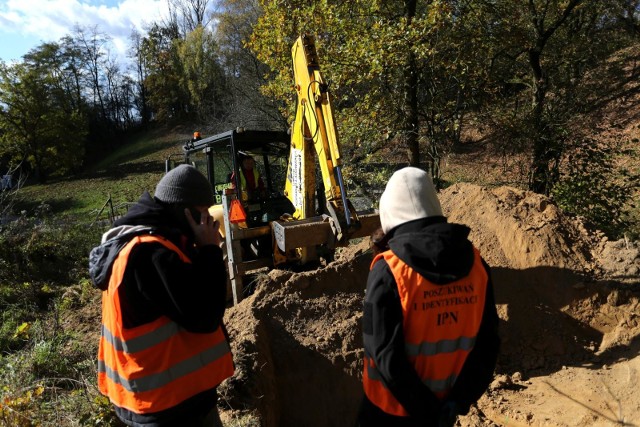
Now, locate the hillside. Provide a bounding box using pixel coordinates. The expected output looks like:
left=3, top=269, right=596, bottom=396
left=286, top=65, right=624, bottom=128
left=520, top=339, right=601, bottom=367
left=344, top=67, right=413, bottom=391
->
left=1, top=45, right=639, bottom=427
left=12, top=127, right=189, bottom=218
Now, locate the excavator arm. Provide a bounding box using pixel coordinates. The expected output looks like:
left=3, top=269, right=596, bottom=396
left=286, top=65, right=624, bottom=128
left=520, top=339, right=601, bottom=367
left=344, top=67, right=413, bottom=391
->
left=285, top=34, right=359, bottom=242
left=173, top=35, right=380, bottom=303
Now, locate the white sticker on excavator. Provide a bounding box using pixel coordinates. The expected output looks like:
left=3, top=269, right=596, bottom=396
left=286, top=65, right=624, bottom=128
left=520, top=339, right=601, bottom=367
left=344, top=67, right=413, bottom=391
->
left=289, top=148, right=303, bottom=210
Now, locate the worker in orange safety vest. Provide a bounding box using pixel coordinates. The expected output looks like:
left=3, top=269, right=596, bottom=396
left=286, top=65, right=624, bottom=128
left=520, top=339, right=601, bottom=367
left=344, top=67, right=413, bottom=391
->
left=356, top=167, right=500, bottom=427
left=89, top=165, right=234, bottom=426
left=230, top=152, right=266, bottom=202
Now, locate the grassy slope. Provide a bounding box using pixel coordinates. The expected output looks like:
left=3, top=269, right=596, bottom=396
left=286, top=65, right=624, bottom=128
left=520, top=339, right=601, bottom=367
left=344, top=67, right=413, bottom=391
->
left=11, top=119, right=640, bottom=239
left=14, top=127, right=189, bottom=219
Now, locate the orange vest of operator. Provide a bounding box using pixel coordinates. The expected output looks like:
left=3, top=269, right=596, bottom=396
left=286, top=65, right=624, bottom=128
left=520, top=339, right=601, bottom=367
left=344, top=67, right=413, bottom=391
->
left=98, top=234, right=234, bottom=414
left=363, top=247, right=487, bottom=416
left=238, top=168, right=260, bottom=201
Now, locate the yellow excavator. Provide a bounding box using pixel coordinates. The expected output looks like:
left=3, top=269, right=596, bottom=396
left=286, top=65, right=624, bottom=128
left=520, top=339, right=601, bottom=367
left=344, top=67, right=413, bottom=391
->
left=168, top=34, right=380, bottom=303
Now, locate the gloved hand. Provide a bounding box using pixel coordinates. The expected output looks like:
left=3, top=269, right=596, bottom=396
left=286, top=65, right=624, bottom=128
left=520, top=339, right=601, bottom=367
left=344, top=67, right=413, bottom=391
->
left=437, top=401, right=460, bottom=427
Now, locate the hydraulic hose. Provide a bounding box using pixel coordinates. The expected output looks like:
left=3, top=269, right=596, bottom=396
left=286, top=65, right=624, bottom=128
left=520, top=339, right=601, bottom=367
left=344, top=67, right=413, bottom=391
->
left=336, top=165, right=352, bottom=227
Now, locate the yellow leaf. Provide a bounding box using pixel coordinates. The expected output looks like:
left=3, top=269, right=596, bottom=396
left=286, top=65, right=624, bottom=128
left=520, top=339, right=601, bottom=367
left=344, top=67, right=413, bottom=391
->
left=13, top=322, right=30, bottom=339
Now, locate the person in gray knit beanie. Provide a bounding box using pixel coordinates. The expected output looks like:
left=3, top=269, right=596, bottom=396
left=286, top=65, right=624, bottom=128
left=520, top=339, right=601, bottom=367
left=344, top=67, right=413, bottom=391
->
left=155, top=164, right=215, bottom=207
left=88, top=165, right=231, bottom=427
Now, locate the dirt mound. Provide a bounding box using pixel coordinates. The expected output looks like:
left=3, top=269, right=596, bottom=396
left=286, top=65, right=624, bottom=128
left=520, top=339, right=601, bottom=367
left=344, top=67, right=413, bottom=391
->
left=440, top=184, right=598, bottom=271
left=220, top=242, right=371, bottom=427
left=441, top=185, right=596, bottom=372
left=220, top=183, right=640, bottom=426
left=442, top=185, right=640, bottom=426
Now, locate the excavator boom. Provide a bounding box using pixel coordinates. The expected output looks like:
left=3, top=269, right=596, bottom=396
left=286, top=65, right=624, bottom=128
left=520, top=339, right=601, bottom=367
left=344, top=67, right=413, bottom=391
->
left=171, top=35, right=380, bottom=304
left=285, top=34, right=359, bottom=242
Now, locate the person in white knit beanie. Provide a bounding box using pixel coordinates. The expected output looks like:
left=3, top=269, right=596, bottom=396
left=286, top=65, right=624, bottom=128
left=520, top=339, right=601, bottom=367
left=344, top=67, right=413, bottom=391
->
left=357, top=167, right=500, bottom=427
left=379, top=166, right=443, bottom=234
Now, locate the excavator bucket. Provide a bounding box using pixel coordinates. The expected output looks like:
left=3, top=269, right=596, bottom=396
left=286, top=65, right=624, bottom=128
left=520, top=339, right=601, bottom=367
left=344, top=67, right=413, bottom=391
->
left=272, top=212, right=381, bottom=252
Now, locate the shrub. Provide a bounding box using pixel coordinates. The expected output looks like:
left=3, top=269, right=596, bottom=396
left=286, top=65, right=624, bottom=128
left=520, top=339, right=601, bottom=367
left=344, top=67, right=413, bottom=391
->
left=552, top=137, right=638, bottom=238
left=0, top=208, right=113, bottom=424
left=0, top=295, right=114, bottom=426
left=0, top=381, right=45, bottom=427
left=0, top=215, right=103, bottom=316
left=0, top=303, right=36, bottom=353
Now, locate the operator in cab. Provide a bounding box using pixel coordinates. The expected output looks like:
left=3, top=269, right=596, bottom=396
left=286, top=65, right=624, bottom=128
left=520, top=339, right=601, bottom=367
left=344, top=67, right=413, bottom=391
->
left=231, top=152, right=266, bottom=202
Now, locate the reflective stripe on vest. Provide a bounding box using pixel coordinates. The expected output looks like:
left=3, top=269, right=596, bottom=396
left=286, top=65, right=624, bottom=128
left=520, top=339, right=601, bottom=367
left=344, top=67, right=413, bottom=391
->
left=363, top=247, right=487, bottom=416
left=97, top=234, right=234, bottom=414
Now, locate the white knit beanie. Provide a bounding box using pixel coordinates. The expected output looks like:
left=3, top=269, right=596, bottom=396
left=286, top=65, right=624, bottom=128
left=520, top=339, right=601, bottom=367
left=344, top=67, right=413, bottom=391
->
left=379, top=167, right=442, bottom=233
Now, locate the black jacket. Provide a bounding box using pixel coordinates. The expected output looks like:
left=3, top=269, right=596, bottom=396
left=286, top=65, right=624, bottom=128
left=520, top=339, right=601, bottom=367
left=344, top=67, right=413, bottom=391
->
left=89, top=192, right=228, bottom=426
left=362, top=216, right=500, bottom=423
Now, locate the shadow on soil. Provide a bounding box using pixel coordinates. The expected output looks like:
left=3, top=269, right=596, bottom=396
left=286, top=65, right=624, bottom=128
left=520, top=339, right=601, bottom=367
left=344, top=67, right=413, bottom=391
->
left=223, top=259, right=637, bottom=426
left=259, top=317, right=361, bottom=427
left=492, top=266, right=640, bottom=377
left=15, top=197, right=86, bottom=214
left=86, top=160, right=165, bottom=179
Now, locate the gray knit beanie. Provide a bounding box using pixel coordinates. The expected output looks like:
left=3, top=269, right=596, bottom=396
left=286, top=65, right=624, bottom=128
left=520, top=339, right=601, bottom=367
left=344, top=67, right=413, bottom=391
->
left=154, top=164, right=214, bottom=206
left=379, top=167, right=442, bottom=233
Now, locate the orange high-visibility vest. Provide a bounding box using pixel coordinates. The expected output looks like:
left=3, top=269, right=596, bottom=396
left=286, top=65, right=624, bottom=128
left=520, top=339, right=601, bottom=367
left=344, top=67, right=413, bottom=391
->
left=98, top=234, right=234, bottom=414
left=363, top=247, right=487, bottom=416
left=238, top=168, right=260, bottom=201
left=239, top=167, right=260, bottom=190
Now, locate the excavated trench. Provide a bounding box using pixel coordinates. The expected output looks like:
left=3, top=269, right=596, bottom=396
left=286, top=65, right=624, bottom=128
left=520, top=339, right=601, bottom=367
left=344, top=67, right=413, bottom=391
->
left=218, top=183, right=640, bottom=427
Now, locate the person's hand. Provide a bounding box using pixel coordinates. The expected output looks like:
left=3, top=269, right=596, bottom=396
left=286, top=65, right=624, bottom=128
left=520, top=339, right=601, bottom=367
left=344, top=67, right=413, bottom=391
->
left=185, top=208, right=222, bottom=247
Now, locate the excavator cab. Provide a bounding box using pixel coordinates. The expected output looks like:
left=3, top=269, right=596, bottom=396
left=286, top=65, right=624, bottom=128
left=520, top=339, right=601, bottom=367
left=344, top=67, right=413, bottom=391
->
left=176, top=129, right=302, bottom=303
left=181, top=129, right=296, bottom=229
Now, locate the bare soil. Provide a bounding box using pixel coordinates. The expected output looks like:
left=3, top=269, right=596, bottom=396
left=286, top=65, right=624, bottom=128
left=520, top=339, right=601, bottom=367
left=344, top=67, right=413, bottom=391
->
left=219, top=183, right=640, bottom=427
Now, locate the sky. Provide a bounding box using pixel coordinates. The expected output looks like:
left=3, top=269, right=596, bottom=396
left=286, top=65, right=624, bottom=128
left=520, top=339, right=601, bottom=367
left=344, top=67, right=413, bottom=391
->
left=0, top=0, right=169, bottom=63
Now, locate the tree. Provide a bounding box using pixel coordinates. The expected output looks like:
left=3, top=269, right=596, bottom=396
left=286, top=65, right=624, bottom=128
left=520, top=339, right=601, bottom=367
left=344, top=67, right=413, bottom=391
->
left=615, top=0, right=640, bottom=36
left=140, top=22, right=190, bottom=122
left=0, top=45, right=87, bottom=181
left=103, top=56, right=137, bottom=131
left=167, top=0, right=214, bottom=36
left=472, top=0, right=631, bottom=194
left=129, top=29, right=152, bottom=125
left=248, top=0, right=486, bottom=184
left=59, top=25, right=139, bottom=156
left=525, top=0, right=584, bottom=194
left=176, top=26, right=229, bottom=121
left=72, top=26, right=110, bottom=122
left=213, top=0, right=286, bottom=130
